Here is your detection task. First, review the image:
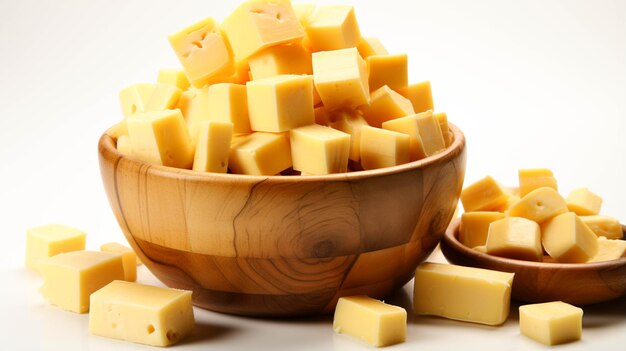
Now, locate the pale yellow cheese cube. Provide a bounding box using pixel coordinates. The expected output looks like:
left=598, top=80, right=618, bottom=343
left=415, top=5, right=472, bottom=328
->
left=434, top=112, right=452, bottom=147
left=413, top=262, right=514, bottom=325
left=507, top=187, right=568, bottom=223
left=459, top=211, right=505, bottom=248
left=25, top=224, right=86, bottom=273
left=105, top=121, right=128, bottom=139
left=222, top=0, right=304, bottom=60
left=328, top=109, right=369, bottom=162
left=157, top=68, right=190, bottom=91
left=460, top=176, right=509, bottom=212
left=580, top=215, right=623, bottom=239
left=567, top=188, right=602, bottom=216
left=248, top=44, right=312, bottom=80
left=415, top=111, right=446, bottom=156
left=89, top=281, right=194, bottom=347
left=119, top=83, right=155, bottom=118
left=177, top=87, right=210, bottom=145
left=381, top=114, right=427, bottom=161
left=396, top=81, right=434, bottom=114
left=40, top=251, right=124, bottom=313
left=145, top=83, right=182, bottom=112
left=357, top=37, right=388, bottom=58
left=519, top=301, right=583, bottom=346
left=486, top=217, right=543, bottom=262
left=333, top=296, right=406, bottom=347
left=360, top=126, right=410, bottom=170
left=367, top=54, right=408, bottom=91
left=207, top=83, right=251, bottom=134
left=116, top=135, right=132, bottom=156
left=587, top=237, right=626, bottom=262
left=247, top=74, right=314, bottom=132
left=126, top=109, right=195, bottom=169
left=293, top=3, right=316, bottom=27
left=100, top=242, right=138, bottom=282
left=312, top=47, right=369, bottom=110
left=359, top=86, right=415, bottom=128
left=229, top=132, right=292, bottom=175
left=290, top=124, right=350, bottom=175
left=193, top=121, right=233, bottom=173
left=305, top=5, right=361, bottom=51
left=168, top=17, right=234, bottom=88
left=518, top=168, right=558, bottom=197
left=542, top=212, right=599, bottom=263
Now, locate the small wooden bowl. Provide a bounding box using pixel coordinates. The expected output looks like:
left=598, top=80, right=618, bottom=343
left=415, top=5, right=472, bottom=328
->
left=98, top=124, right=467, bottom=317
left=441, top=219, right=626, bottom=305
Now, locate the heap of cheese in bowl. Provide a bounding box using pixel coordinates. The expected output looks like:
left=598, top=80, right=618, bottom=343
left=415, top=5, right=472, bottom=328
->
left=108, top=0, right=453, bottom=175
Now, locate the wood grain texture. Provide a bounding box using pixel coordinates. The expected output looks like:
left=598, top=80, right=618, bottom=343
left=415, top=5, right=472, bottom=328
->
left=441, top=219, right=626, bottom=306
left=98, top=124, right=466, bottom=316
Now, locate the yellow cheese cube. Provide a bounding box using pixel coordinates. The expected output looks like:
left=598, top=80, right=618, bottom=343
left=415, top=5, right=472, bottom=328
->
left=587, top=237, right=626, bottom=262
left=246, top=74, right=314, bottom=132
left=40, top=251, right=124, bottom=313
left=434, top=111, right=452, bottom=147
left=396, top=81, right=434, bottom=114
left=105, top=121, right=128, bottom=139
left=413, top=262, right=514, bottom=325
left=518, top=168, right=558, bottom=197
left=290, top=124, right=350, bottom=175
left=415, top=111, right=446, bottom=156
left=312, top=47, right=369, bottom=110
left=566, top=188, right=602, bottom=216
left=360, top=126, right=410, bottom=170
left=119, top=83, right=155, bottom=118
left=25, top=224, right=86, bottom=273
left=248, top=44, right=312, bottom=80
left=126, top=109, right=195, bottom=169
left=542, top=212, right=599, bottom=263
left=168, top=17, right=234, bottom=88
left=486, top=217, right=543, bottom=262
left=367, top=54, right=408, bottom=91
left=293, top=3, right=316, bottom=26
left=314, top=106, right=330, bottom=125
left=460, top=176, right=509, bottom=212
left=193, top=121, right=233, bottom=173
left=359, top=86, right=415, bottom=127
left=229, top=132, right=292, bottom=175
left=328, top=109, right=369, bottom=162
left=580, top=215, right=623, bottom=239
left=493, top=193, right=521, bottom=212
left=157, top=68, right=190, bottom=91
left=459, top=211, right=506, bottom=248
left=207, top=83, right=251, bottom=134
left=333, top=296, right=406, bottom=347
left=519, top=301, right=583, bottom=346
left=507, top=187, right=568, bottom=223
left=381, top=114, right=426, bottom=161
left=89, top=281, right=194, bottom=347
left=222, top=0, right=304, bottom=60
left=116, top=135, right=132, bottom=156
left=357, top=37, right=388, bottom=58
left=305, top=5, right=361, bottom=51
left=145, top=83, right=182, bottom=112
left=100, top=242, right=137, bottom=282
left=177, top=87, right=210, bottom=145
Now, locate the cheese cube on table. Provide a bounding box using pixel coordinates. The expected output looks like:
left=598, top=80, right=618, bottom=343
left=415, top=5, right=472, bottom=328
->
left=193, top=121, right=233, bottom=173
left=290, top=124, right=350, bottom=175
left=157, top=68, right=190, bottom=91
left=360, top=126, right=410, bottom=170
left=312, top=48, right=369, bottom=110
left=396, top=81, right=434, bottom=114
left=542, top=212, right=599, bottom=263
left=415, top=111, right=446, bottom=156
left=459, top=211, right=505, bottom=248
left=89, top=281, right=194, bottom=347
left=208, top=83, right=251, bottom=134
left=25, top=224, right=86, bottom=273
left=229, top=132, right=292, bottom=175
left=567, top=188, right=602, bottom=216
left=100, top=242, right=138, bottom=282
left=40, top=251, right=124, bottom=313
left=486, top=217, right=543, bottom=262
left=248, top=44, right=312, bottom=80
left=434, top=112, right=453, bottom=147
left=508, top=187, right=568, bottom=223
left=360, top=85, right=414, bottom=127
left=460, top=176, right=509, bottom=212
left=328, top=109, right=369, bottom=162
left=366, top=54, right=408, bottom=91
left=518, top=168, right=558, bottom=197
left=177, top=87, right=210, bottom=145
left=357, top=37, right=388, bottom=58
left=144, top=83, right=182, bottom=112
left=116, top=135, right=132, bottom=156
left=305, top=5, right=361, bottom=51
left=580, top=215, right=623, bottom=239
left=519, top=301, right=583, bottom=346
left=587, top=237, right=626, bottom=262
left=333, top=296, right=406, bottom=347
left=382, top=115, right=427, bottom=161
left=119, top=83, right=155, bottom=118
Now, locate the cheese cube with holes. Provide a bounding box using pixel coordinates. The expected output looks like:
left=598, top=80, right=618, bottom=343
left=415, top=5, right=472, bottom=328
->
left=25, top=224, right=86, bottom=273
left=357, top=37, right=388, bottom=58
left=145, top=83, right=182, bottom=112
left=415, top=111, right=446, bottom=156
left=587, top=237, right=626, bottom=262
left=40, top=251, right=124, bottom=313
left=312, top=48, right=369, bottom=110
left=459, top=211, right=505, bottom=248
left=193, top=121, right=233, bottom=173
left=305, top=5, right=361, bottom=51
left=519, top=301, right=583, bottom=346
left=396, top=81, right=434, bottom=114
left=367, top=54, right=408, bottom=91
left=567, top=188, right=602, bottom=216
left=229, top=132, right=292, bottom=175
left=359, top=86, right=414, bottom=127
left=290, top=124, right=350, bottom=175
left=119, top=83, right=155, bottom=118
left=207, top=83, right=250, bottom=133
left=460, top=176, right=509, bottom=212
left=360, top=126, right=410, bottom=170
left=328, top=109, right=369, bottom=162
left=89, top=281, right=194, bottom=347
left=247, top=74, right=314, bottom=132
left=177, top=87, right=210, bottom=145
left=580, top=215, right=623, bottom=239
left=157, top=68, right=190, bottom=91
left=248, top=44, right=312, bottom=80
left=486, top=217, right=543, bottom=262
left=542, top=212, right=599, bottom=263
left=518, top=168, right=558, bottom=197
left=381, top=114, right=427, bottom=161
left=507, top=187, right=568, bottom=223
left=100, top=242, right=138, bottom=282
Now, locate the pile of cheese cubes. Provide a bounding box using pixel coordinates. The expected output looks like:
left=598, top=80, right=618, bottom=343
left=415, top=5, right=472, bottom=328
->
left=460, top=169, right=625, bottom=263
left=109, top=0, right=452, bottom=176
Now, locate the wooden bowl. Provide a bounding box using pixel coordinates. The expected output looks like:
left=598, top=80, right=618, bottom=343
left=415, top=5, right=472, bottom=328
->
left=98, top=124, right=466, bottom=317
left=441, top=219, right=626, bottom=305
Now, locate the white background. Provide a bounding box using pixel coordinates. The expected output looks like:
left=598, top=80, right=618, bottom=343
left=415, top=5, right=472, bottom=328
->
left=0, top=0, right=624, bottom=350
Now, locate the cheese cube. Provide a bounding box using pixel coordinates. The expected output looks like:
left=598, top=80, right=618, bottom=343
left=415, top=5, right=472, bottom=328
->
left=314, top=106, right=330, bottom=125
left=381, top=114, right=427, bottom=161
left=145, top=83, right=182, bottom=112
left=177, top=88, right=210, bottom=145
left=25, top=224, right=86, bottom=273
left=567, top=188, right=602, bottom=216
left=434, top=112, right=452, bottom=147
left=359, top=86, right=415, bottom=127
left=157, top=68, right=190, bottom=91
left=247, top=74, right=314, bottom=132
left=415, top=111, right=446, bottom=156
left=587, top=237, right=626, bottom=262
left=126, top=109, right=195, bottom=169
left=116, top=135, right=132, bottom=156
left=413, top=263, right=514, bottom=325
left=494, top=194, right=521, bottom=212
left=333, top=296, right=406, bottom=347
left=89, top=281, right=194, bottom=347
left=119, top=83, right=155, bottom=118
left=290, top=124, right=350, bottom=175
left=507, top=187, right=568, bottom=223
left=229, top=132, right=292, bottom=175
left=193, top=121, right=233, bottom=173
left=293, top=3, right=316, bottom=26
left=519, top=301, right=583, bottom=346
left=360, top=126, right=410, bottom=170
left=357, top=37, right=388, bottom=58
left=168, top=17, right=234, bottom=88
left=222, top=0, right=304, bottom=60
left=580, top=215, right=623, bottom=239
left=40, top=251, right=124, bottom=313
left=248, top=44, right=312, bottom=80
left=312, top=48, right=369, bottom=110
left=367, top=54, right=408, bottom=91
left=100, top=242, right=138, bottom=282
left=105, top=121, right=128, bottom=139
left=396, top=81, right=434, bottom=114
left=305, top=5, right=361, bottom=51
left=328, top=109, right=369, bottom=162
left=207, top=83, right=251, bottom=134
left=518, top=168, right=558, bottom=197
left=459, top=211, right=505, bottom=248
left=486, top=217, right=543, bottom=262
left=542, top=212, right=599, bottom=263
left=460, top=176, right=509, bottom=212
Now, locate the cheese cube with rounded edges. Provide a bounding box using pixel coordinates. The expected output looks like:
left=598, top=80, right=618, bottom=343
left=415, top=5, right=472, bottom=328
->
left=290, top=124, right=350, bottom=175
left=367, top=54, right=408, bottom=91
left=305, top=5, right=361, bottom=51
left=229, top=132, right=292, bottom=175
left=247, top=74, right=314, bottom=132
left=116, top=135, right=132, bottom=156
left=119, top=83, right=155, bottom=118
left=542, top=212, right=599, bottom=263
left=157, top=68, right=190, bottom=91
left=396, top=81, right=433, bottom=114
left=357, top=37, right=388, bottom=58
left=519, top=301, right=583, bottom=346
left=381, top=114, right=427, bottom=161
left=587, top=237, right=626, bottom=262
left=566, top=188, right=602, bottom=216
left=415, top=110, right=446, bottom=156
left=507, top=187, right=568, bottom=223
left=460, top=176, right=509, bottom=212
left=518, top=168, right=558, bottom=197
left=360, top=126, right=410, bottom=170
left=248, top=44, right=312, bottom=80
left=193, top=121, right=233, bottom=173
left=486, top=217, right=543, bottom=262
left=25, top=224, right=86, bottom=273
left=459, top=211, right=505, bottom=248
left=580, top=215, right=623, bottom=239
left=328, top=109, right=369, bottom=162
left=359, top=85, right=414, bottom=128
left=312, top=48, right=369, bottom=110
left=100, top=242, right=138, bottom=282
left=208, top=83, right=250, bottom=134
left=145, top=83, right=182, bottom=112
left=177, top=88, right=210, bottom=145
